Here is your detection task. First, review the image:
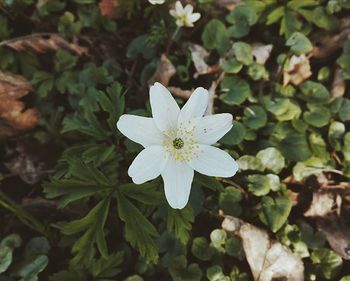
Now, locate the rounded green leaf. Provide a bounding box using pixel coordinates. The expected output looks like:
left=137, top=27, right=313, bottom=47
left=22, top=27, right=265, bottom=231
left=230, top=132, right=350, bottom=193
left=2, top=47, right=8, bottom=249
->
left=256, top=147, right=285, bottom=173
left=220, top=76, right=251, bottom=105
left=299, top=81, right=330, bottom=104
left=303, top=106, right=331, bottom=127
left=220, top=121, right=246, bottom=146
left=242, top=106, right=267, bottom=129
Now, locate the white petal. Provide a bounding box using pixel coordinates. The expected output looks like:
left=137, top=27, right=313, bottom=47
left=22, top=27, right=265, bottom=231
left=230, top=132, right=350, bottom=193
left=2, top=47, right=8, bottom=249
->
left=189, top=13, right=200, bottom=23
left=128, top=146, right=168, bottom=184
left=194, top=113, right=233, bottom=145
left=178, top=87, right=209, bottom=125
left=162, top=157, right=194, bottom=209
left=150, top=82, right=180, bottom=133
left=170, top=10, right=176, bottom=17
left=117, top=114, right=163, bottom=147
left=184, top=4, right=193, bottom=14
left=175, top=1, right=183, bottom=12
left=189, top=145, right=238, bottom=177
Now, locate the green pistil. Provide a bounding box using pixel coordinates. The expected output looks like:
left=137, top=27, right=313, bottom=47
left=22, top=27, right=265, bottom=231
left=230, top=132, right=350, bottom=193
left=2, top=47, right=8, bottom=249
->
left=173, top=138, right=184, bottom=149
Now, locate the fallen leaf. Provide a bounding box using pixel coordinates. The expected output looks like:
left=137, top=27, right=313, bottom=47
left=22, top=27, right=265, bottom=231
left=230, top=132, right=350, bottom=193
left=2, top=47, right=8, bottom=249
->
left=189, top=44, right=219, bottom=78
left=252, top=43, right=273, bottom=65
left=168, top=87, right=192, bottom=99
left=304, top=191, right=341, bottom=217
left=283, top=54, right=312, bottom=86
left=331, top=67, right=345, bottom=98
left=214, top=0, right=242, bottom=10
left=222, top=216, right=304, bottom=281
left=99, top=0, right=122, bottom=19
left=4, top=144, right=46, bottom=184
left=0, top=71, right=40, bottom=139
left=311, top=18, right=350, bottom=59
left=318, top=216, right=350, bottom=260
left=148, top=54, right=176, bottom=87
left=1, top=33, right=88, bottom=56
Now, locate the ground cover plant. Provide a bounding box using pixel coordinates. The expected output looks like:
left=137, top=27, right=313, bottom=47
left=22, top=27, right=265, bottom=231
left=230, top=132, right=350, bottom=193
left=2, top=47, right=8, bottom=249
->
left=0, top=0, right=350, bottom=280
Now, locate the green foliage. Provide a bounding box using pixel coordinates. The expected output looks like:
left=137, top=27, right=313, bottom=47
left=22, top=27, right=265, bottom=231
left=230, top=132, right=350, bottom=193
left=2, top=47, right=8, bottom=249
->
left=258, top=195, right=292, bottom=232
left=2, top=0, right=350, bottom=279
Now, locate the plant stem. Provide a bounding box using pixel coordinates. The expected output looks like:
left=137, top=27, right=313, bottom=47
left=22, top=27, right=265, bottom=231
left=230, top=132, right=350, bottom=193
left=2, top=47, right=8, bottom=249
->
left=0, top=190, right=51, bottom=237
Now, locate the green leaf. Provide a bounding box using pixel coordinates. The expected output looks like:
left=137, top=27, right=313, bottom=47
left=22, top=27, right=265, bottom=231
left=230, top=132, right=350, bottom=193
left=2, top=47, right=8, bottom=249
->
left=311, top=249, right=343, bottom=279
left=256, top=147, right=285, bottom=173
left=15, top=255, right=48, bottom=281
left=127, top=35, right=156, bottom=60
left=328, top=121, right=345, bottom=150
left=225, top=237, right=243, bottom=258
left=219, top=121, right=246, bottom=146
left=0, top=234, right=22, bottom=274
left=157, top=232, right=185, bottom=267
left=237, top=155, right=264, bottom=171
left=210, top=229, right=227, bottom=251
left=89, top=251, right=124, bottom=279
left=286, top=32, right=313, bottom=55
left=191, top=237, right=216, bottom=261
left=194, top=174, right=224, bottom=191
left=226, top=5, right=258, bottom=38
left=309, top=133, right=328, bottom=159
left=219, top=186, right=242, bottom=216
left=167, top=206, right=194, bottom=244
left=206, top=265, right=230, bottom=281
left=117, top=192, right=159, bottom=263
left=242, top=106, right=267, bottom=129
left=303, top=106, right=331, bottom=127
left=220, top=76, right=251, bottom=105
left=61, top=197, right=111, bottom=265
left=202, top=19, right=230, bottom=54
left=293, top=157, right=331, bottom=181
left=119, top=183, right=163, bottom=205
left=272, top=123, right=312, bottom=161
left=221, top=58, right=243, bottom=74
left=280, top=10, right=303, bottom=39
left=247, top=174, right=280, bottom=196
left=299, top=81, right=330, bottom=104
left=258, top=195, right=292, bottom=232
left=169, top=256, right=202, bottom=281
left=344, top=132, right=350, bottom=161
left=232, top=42, right=253, bottom=65
left=299, top=221, right=326, bottom=250
left=299, top=7, right=339, bottom=31
left=339, top=98, right=350, bottom=121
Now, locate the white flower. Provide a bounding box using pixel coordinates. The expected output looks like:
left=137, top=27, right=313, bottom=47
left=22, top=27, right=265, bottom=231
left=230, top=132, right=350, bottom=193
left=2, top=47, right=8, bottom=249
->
left=148, top=0, right=165, bottom=5
left=117, top=83, right=238, bottom=209
left=169, top=1, right=201, bottom=28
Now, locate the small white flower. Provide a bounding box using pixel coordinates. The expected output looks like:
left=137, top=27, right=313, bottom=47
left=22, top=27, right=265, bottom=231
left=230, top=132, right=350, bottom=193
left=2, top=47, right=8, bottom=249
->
left=169, top=1, right=201, bottom=28
left=148, top=0, right=165, bottom=5
left=117, top=83, right=238, bottom=209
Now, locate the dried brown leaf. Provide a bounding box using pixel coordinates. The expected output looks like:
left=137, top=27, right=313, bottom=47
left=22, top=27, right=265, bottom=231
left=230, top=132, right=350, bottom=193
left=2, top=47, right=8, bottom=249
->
left=99, top=0, right=122, bottom=19
left=304, top=191, right=341, bottom=217
left=214, top=0, right=242, bottom=10
left=1, top=33, right=88, bottom=56
left=311, top=18, right=350, bottom=59
left=148, top=54, right=176, bottom=87
left=4, top=144, right=46, bottom=184
left=331, top=67, right=345, bottom=98
left=0, top=71, right=40, bottom=140
left=168, top=87, right=192, bottom=99
left=283, top=55, right=312, bottom=86
left=252, top=43, right=273, bottom=65
left=222, top=216, right=304, bottom=281
left=318, top=216, right=350, bottom=260
left=189, top=44, right=219, bottom=78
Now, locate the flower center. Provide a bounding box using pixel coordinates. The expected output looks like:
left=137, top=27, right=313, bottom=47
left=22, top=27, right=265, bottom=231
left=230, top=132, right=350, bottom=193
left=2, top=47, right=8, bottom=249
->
left=173, top=138, right=184, bottom=149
